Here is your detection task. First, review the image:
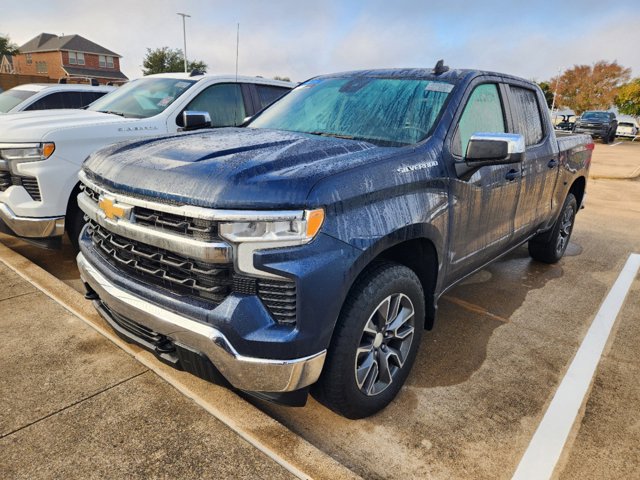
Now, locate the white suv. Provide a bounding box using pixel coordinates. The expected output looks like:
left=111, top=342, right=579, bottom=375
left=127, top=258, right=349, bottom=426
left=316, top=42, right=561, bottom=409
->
left=0, top=73, right=294, bottom=248
left=0, top=83, right=115, bottom=114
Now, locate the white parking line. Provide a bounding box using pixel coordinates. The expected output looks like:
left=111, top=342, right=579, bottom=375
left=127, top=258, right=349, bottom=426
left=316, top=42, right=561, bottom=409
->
left=512, top=253, right=640, bottom=480
left=609, top=142, right=623, bottom=147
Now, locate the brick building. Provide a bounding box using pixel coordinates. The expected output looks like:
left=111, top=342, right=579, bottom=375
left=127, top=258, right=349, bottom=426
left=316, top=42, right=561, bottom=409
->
left=12, top=33, right=128, bottom=84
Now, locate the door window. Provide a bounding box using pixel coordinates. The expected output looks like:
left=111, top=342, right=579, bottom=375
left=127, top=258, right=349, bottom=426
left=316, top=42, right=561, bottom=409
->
left=452, top=83, right=505, bottom=156
left=509, top=86, right=544, bottom=146
left=183, top=83, right=246, bottom=127
left=25, top=92, right=67, bottom=110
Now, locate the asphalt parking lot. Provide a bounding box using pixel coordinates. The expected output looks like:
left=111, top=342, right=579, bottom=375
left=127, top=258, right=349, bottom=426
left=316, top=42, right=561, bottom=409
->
left=1, top=141, right=639, bottom=479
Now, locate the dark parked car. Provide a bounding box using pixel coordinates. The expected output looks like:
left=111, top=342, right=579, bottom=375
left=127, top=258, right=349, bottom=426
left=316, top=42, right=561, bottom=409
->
left=77, top=64, right=593, bottom=418
left=573, top=111, right=617, bottom=143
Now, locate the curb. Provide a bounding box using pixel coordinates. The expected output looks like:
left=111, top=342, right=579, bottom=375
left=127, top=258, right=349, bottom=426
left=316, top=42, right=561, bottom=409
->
left=0, top=241, right=361, bottom=480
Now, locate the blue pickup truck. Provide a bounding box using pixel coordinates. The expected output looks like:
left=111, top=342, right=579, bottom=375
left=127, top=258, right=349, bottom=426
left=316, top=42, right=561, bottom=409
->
left=76, top=64, right=593, bottom=418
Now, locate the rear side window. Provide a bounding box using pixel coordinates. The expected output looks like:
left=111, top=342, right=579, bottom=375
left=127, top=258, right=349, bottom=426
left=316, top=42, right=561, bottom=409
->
left=509, top=86, right=544, bottom=146
left=255, top=85, right=289, bottom=110
left=452, top=83, right=505, bottom=156
left=184, top=83, right=246, bottom=127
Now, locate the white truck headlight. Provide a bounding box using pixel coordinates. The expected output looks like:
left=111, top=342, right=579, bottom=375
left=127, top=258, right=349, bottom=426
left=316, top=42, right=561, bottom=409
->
left=0, top=143, right=55, bottom=173
left=219, top=208, right=324, bottom=279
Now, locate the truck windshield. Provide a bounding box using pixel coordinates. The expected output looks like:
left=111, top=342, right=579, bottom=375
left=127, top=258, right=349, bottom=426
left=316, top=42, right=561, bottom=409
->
left=0, top=89, right=37, bottom=113
left=249, top=77, right=454, bottom=146
left=88, top=78, right=196, bottom=119
left=581, top=112, right=609, bottom=121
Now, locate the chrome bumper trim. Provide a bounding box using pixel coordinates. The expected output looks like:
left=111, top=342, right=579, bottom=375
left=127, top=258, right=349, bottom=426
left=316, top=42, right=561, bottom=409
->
left=0, top=203, right=65, bottom=238
left=77, top=252, right=326, bottom=392
left=78, top=192, right=232, bottom=264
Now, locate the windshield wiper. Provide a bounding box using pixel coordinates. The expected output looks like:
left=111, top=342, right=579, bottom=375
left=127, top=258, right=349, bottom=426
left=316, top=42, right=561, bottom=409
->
left=97, top=110, right=126, bottom=117
left=305, top=131, right=356, bottom=140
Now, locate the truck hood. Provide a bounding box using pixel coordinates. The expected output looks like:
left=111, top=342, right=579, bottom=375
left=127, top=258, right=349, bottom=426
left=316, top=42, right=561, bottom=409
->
left=83, top=128, right=395, bottom=209
left=0, top=109, right=146, bottom=142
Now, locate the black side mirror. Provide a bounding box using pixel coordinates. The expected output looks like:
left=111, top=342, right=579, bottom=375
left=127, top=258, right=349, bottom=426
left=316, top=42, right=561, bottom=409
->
left=455, top=133, right=525, bottom=178
left=182, top=110, right=212, bottom=131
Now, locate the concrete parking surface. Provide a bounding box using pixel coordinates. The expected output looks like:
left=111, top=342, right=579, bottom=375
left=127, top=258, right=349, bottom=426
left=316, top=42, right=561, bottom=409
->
left=1, top=141, right=639, bottom=479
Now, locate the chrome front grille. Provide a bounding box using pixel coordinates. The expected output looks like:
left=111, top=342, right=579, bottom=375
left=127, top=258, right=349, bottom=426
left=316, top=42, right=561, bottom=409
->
left=134, top=206, right=218, bottom=241
left=81, top=183, right=219, bottom=242
left=87, top=220, right=232, bottom=303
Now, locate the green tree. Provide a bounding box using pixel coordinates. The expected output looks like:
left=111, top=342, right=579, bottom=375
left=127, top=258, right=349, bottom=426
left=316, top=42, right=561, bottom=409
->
left=0, top=34, right=20, bottom=56
left=142, top=47, right=207, bottom=75
left=537, top=81, right=554, bottom=109
left=550, top=61, right=631, bottom=114
left=273, top=75, right=291, bottom=82
left=615, top=79, right=640, bottom=117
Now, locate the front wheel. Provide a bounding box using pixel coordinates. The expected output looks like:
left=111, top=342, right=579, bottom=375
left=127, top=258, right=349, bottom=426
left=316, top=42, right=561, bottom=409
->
left=528, top=193, right=577, bottom=264
left=313, top=261, right=424, bottom=419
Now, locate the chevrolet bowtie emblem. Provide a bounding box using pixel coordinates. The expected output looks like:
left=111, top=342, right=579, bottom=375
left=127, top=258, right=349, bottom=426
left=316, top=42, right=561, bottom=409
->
left=98, top=196, right=131, bottom=220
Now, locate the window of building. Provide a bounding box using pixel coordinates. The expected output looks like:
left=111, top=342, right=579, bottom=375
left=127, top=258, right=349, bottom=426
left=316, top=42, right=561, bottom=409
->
left=100, top=55, right=115, bottom=69
left=35, top=61, right=48, bottom=74
left=26, top=53, right=33, bottom=65
left=69, top=52, right=85, bottom=65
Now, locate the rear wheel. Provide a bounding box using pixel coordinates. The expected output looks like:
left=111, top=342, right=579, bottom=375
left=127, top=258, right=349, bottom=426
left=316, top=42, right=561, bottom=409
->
left=313, top=261, right=424, bottom=418
left=528, top=193, right=577, bottom=264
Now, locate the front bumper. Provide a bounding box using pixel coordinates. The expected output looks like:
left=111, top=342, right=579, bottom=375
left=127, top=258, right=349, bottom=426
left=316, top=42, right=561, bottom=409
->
left=0, top=202, right=65, bottom=238
left=77, top=252, right=326, bottom=393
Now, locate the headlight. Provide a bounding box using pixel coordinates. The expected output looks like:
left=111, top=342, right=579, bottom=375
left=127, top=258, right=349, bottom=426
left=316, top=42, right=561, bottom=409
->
left=0, top=143, right=55, bottom=173
left=219, top=208, right=325, bottom=279
left=219, top=209, right=324, bottom=244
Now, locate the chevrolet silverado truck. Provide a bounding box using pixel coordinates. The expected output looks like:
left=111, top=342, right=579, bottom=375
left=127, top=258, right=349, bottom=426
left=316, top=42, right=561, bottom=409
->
left=573, top=110, right=617, bottom=143
left=76, top=65, right=593, bottom=418
left=0, top=73, right=293, bottom=248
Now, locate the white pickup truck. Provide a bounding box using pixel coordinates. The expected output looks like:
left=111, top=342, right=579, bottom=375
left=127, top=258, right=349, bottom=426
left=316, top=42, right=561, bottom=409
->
left=0, top=72, right=294, bottom=248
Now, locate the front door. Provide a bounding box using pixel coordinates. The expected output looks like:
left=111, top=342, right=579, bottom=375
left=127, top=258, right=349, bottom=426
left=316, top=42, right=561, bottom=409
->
left=445, top=82, right=523, bottom=282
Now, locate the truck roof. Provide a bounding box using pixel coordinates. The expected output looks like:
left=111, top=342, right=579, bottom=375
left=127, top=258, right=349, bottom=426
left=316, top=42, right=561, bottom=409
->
left=311, top=67, right=534, bottom=86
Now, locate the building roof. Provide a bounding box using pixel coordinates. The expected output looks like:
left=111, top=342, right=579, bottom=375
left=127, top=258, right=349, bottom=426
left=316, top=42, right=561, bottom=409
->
left=63, top=66, right=129, bottom=80
left=19, top=33, right=121, bottom=57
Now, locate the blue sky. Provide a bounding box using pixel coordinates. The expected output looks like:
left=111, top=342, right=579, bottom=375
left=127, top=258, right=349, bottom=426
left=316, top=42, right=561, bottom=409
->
left=2, top=0, right=639, bottom=82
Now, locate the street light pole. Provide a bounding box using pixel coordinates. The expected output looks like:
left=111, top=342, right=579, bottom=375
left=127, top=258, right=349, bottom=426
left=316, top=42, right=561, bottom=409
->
left=177, top=12, right=191, bottom=73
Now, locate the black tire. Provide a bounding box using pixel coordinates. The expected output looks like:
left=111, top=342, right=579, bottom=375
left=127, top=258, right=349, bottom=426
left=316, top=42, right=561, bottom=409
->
left=313, top=261, right=425, bottom=419
left=66, top=194, right=85, bottom=250
left=528, top=193, right=577, bottom=264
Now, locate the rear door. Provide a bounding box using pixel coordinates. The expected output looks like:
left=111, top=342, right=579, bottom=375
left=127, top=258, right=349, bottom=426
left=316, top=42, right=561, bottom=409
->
left=507, top=83, right=559, bottom=241
left=444, top=80, right=523, bottom=281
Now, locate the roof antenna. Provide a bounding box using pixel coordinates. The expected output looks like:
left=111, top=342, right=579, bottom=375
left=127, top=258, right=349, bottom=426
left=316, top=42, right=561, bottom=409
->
left=235, top=23, right=240, bottom=82
left=433, top=59, right=449, bottom=75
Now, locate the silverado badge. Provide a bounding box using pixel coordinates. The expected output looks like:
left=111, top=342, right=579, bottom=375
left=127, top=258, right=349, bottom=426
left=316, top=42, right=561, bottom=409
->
left=98, top=196, right=132, bottom=221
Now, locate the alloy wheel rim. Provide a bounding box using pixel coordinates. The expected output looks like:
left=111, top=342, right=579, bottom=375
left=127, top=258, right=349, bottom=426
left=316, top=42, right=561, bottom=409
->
left=556, top=205, right=574, bottom=254
left=354, top=293, right=415, bottom=396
